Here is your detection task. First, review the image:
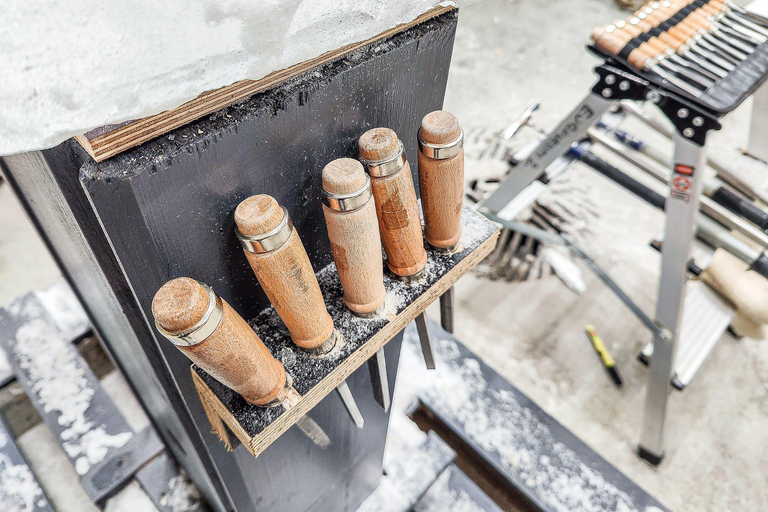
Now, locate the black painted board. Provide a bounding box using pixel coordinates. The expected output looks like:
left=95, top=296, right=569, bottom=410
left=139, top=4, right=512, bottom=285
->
left=414, top=464, right=505, bottom=512
left=0, top=146, right=232, bottom=511
left=0, top=415, right=54, bottom=512
left=77, top=12, right=459, bottom=512
left=402, top=321, right=671, bottom=512
left=196, top=208, right=497, bottom=437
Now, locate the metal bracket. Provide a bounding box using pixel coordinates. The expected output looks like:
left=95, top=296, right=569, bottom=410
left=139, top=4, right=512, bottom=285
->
left=591, top=64, right=653, bottom=103
left=591, top=64, right=721, bottom=145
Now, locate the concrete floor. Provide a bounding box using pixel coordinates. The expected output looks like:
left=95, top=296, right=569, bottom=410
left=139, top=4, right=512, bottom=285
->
left=1, top=1, right=767, bottom=511
left=432, top=1, right=768, bottom=511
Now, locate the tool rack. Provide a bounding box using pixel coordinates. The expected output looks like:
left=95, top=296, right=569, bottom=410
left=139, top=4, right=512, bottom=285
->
left=192, top=208, right=497, bottom=457
left=1, top=11, right=464, bottom=512
left=481, top=24, right=768, bottom=463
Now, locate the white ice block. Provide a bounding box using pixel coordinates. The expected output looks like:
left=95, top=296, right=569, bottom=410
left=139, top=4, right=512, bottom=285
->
left=0, top=0, right=472, bottom=156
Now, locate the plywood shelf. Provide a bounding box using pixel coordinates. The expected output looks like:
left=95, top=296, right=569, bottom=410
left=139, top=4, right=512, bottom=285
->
left=191, top=207, right=499, bottom=458
left=75, top=6, right=453, bottom=163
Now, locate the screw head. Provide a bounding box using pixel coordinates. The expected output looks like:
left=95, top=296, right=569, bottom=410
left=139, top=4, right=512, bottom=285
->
left=677, top=108, right=689, bottom=118
left=683, top=127, right=695, bottom=138
left=647, top=90, right=661, bottom=103
left=605, top=75, right=616, bottom=85
left=692, top=116, right=704, bottom=127
left=602, top=88, right=613, bottom=98
left=619, top=81, right=630, bottom=91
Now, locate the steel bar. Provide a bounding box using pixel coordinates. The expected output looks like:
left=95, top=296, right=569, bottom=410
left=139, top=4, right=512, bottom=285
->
left=414, top=312, right=436, bottom=369
left=367, top=349, right=391, bottom=412
left=336, top=381, right=365, bottom=429
left=439, top=287, right=455, bottom=334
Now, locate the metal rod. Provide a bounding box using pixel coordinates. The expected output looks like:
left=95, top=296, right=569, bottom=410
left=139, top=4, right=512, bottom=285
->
left=336, top=381, right=364, bottom=429
left=367, top=349, right=390, bottom=412
left=589, top=128, right=768, bottom=250
left=619, top=101, right=768, bottom=206
left=414, top=312, right=436, bottom=369
left=482, top=211, right=663, bottom=338
left=439, top=287, right=455, bottom=334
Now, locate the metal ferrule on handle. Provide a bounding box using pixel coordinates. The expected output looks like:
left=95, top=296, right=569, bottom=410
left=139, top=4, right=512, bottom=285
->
left=417, top=129, right=464, bottom=160
left=361, top=142, right=407, bottom=177
left=322, top=175, right=372, bottom=212
left=236, top=206, right=293, bottom=253
left=155, top=284, right=224, bottom=347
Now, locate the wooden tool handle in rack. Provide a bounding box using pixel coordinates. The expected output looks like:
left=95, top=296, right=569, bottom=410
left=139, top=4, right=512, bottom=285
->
left=359, top=128, right=427, bottom=278
left=152, top=277, right=287, bottom=406
left=235, top=195, right=336, bottom=353
left=418, top=111, right=464, bottom=250
left=322, top=158, right=386, bottom=316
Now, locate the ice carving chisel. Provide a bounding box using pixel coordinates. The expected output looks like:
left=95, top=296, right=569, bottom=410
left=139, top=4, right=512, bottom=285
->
left=418, top=110, right=466, bottom=337
left=236, top=194, right=364, bottom=429
left=359, top=128, right=435, bottom=368
left=321, top=157, right=391, bottom=412
left=152, top=277, right=331, bottom=448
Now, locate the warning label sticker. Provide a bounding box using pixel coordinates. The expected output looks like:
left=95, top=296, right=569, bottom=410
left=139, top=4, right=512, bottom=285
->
left=671, top=173, right=692, bottom=202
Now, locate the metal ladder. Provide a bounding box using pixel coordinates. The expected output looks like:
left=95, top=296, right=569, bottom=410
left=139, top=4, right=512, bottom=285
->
left=479, top=62, right=731, bottom=465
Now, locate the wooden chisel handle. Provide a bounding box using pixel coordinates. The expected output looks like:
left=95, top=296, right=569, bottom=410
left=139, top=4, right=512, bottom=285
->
left=152, top=277, right=287, bottom=406
left=322, top=158, right=386, bottom=316
left=591, top=26, right=658, bottom=69
left=235, top=195, right=336, bottom=354
left=418, top=111, right=464, bottom=250
left=359, top=128, right=427, bottom=279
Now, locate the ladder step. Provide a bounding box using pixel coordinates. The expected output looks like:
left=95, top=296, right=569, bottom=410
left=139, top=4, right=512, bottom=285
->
left=641, top=282, right=734, bottom=389
left=0, top=415, right=54, bottom=512
left=358, top=420, right=456, bottom=512
left=414, top=464, right=504, bottom=512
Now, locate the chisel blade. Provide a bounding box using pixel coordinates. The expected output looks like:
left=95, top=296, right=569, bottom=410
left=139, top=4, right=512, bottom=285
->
left=689, top=45, right=736, bottom=72
left=668, top=54, right=721, bottom=82
left=719, top=18, right=767, bottom=44
left=336, top=381, right=364, bottom=429
left=711, top=29, right=757, bottom=55
left=650, top=65, right=704, bottom=97
left=658, top=60, right=713, bottom=89
left=727, top=11, right=768, bottom=38
left=700, top=35, right=748, bottom=63
left=439, top=287, right=455, bottom=334
left=295, top=414, right=331, bottom=448
left=367, top=348, right=391, bottom=412
left=415, top=312, right=436, bottom=369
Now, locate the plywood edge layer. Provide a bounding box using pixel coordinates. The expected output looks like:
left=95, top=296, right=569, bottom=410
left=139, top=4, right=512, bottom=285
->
left=77, top=6, right=454, bottom=163
left=192, top=228, right=499, bottom=458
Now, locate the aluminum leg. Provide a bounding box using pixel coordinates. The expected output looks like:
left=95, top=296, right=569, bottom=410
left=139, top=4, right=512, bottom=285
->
left=747, top=80, right=768, bottom=162
left=481, top=93, right=614, bottom=214
left=639, top=134, right=706, bottom=464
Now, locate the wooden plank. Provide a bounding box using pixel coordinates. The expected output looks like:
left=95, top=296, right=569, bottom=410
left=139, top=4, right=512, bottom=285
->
left=0, top=282, right=197, bottom=511
left=193, top=209, right=499, bottom=458
left=403, top=322, right=673, bottom=512
left=76, top=6, right=453, bottom=162
left=0, top=415, right=54, bottom=512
